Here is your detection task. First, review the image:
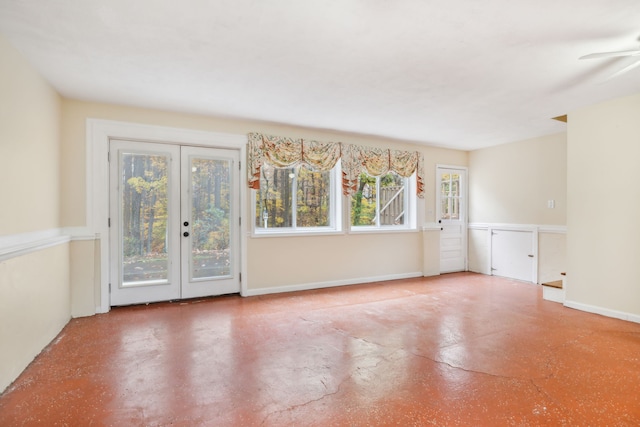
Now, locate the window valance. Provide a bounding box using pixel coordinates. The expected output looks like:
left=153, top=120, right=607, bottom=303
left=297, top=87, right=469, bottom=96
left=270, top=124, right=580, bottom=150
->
left=248, top=132, right=424, bottom=198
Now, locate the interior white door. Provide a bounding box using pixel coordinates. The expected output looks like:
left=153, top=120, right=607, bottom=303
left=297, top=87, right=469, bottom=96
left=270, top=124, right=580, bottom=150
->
left=437, top=167, right=467, bottom=273
left=109, top=140, right=240, bottom=306
left=491, top=229, right=535, bottom=282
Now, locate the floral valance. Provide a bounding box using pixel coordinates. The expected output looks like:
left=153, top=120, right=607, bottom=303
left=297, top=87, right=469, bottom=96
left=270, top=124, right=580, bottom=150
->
left=248, top=132, right=424, bottom=198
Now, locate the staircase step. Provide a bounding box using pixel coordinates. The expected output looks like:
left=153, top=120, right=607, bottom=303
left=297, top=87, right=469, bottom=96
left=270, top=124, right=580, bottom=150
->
left=542, top=280, right=563, bottom=289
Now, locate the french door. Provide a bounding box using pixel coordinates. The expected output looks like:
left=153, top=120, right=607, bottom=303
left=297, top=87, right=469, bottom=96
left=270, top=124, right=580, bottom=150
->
left=109, top=140, right=240, bottom=306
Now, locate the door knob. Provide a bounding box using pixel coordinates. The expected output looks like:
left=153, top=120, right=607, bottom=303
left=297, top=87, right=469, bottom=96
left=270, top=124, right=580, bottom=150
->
left=183, top=232, right=189, bottom=237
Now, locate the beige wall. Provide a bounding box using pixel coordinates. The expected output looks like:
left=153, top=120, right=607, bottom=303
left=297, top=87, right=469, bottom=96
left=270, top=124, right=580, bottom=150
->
left=0, top=35, right=70, bottom=393
left=60, top=99, right=467, bottom=309
left=61, top=99, right=467, bottom=227
left=248, top=233, right=423, bottom=290
left=467, top=133, right=567, bottom=283
left=0, top=36, right=61, bottom=234
left=468, top=133, right=567, bottom=225
left=567, top=92, right=640, bottom=317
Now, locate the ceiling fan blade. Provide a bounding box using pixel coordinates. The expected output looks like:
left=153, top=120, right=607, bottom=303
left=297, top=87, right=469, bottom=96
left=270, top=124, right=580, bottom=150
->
left=604, top=58, right=640, bottom=81
left=579, top=49, right=640, bottom=60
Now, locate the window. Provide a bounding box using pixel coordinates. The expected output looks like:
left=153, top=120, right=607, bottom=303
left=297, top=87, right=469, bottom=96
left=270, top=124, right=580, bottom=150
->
left=350, top=171, right=416, bottom=230
left=253, top=161, right=342, bottom=234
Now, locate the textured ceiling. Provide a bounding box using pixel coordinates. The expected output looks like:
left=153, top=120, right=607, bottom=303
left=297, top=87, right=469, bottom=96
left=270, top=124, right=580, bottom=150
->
left=2, top=0, right=640, bottom=150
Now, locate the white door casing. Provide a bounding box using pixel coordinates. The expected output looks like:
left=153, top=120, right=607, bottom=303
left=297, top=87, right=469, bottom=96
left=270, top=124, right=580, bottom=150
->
left=437, top=166, right=468, bottom=273
left=109, top=141, right=241, bottom=306
left=87, top=119, right=248, bottom=313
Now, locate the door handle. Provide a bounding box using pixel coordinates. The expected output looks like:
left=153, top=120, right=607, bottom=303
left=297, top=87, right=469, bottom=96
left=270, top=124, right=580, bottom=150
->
left=528, top=254, right=534, bottom=258
left=183, top=232, right=189, bottom=237
left=183, top=221, right=189, bottom=227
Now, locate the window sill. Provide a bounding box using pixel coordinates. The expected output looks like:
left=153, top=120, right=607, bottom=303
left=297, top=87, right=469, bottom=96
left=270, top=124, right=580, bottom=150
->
left=347, top=227, right=419, bottom=235
left=251, top=229, right=345, bottom=238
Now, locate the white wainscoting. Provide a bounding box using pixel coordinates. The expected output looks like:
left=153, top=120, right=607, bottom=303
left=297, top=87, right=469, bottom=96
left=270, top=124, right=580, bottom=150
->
left=467, top=223, right=567, bottom=284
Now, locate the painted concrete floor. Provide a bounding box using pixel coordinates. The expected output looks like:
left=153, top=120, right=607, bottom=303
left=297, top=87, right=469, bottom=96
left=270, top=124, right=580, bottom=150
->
left=2, top=272, right=640, bottom=426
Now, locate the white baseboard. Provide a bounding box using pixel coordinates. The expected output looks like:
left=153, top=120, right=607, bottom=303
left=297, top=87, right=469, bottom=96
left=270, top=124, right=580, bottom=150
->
left=564, top=300, right=640, bottom=324
left=242, top=272, right=424, bottom=297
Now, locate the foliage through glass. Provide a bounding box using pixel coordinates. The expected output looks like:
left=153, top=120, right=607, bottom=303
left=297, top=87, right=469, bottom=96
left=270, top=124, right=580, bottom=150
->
left=255, top=162, right=332, bottom=230
left=190, top=158, right=231, bottom=279
left=120, top=153, right=169, bottom=284
left=351, top=172, right=407, bottom=227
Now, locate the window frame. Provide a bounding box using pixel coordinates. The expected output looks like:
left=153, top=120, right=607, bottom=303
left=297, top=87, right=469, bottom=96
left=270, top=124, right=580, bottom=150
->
left=348, top=172, right=417, bottom=234
left=251, top=160, right=343, bottom=237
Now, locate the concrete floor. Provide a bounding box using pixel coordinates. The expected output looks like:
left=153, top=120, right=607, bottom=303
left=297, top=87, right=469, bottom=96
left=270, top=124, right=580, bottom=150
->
left=1, top=272, right=640, bottom=426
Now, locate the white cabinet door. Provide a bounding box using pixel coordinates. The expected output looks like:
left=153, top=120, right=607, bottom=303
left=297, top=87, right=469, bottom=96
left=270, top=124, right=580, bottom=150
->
left=491, top=229, right=535, bottom=282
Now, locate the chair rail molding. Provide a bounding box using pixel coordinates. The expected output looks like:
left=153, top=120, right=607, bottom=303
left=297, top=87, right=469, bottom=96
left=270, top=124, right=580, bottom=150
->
left=468, top=223, right=567, bottom=233
left=0, top=229, right=70, bottom=262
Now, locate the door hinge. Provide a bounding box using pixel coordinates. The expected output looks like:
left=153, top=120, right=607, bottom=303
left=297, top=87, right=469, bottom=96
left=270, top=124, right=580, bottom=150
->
left=239, top=160, right=241, bottom=171
left=108, top=283, right=111, bottom=292
left=108, top=218, right=111, bottom=227
left=108, top=152, right=110, bottom=162
left=239, top=217, right=241, bottom=226
left=239, top=273, right=242, bottom=283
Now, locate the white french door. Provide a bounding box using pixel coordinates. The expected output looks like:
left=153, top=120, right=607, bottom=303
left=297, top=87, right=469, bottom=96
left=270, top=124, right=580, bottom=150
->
left=437, top=166, right=467, bottom=273
left=109, top=140, right=240, bottom=306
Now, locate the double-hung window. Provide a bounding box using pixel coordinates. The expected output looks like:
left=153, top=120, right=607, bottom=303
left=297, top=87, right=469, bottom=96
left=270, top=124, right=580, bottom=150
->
left=248, top=133, right=423, bottom=236
left=350, top=171, right=416, bottom=231
left=253, top=161, right=342, bottom=235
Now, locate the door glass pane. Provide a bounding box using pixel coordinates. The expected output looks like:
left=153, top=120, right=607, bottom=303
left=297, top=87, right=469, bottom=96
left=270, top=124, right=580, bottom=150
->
left=441, top=174, right=450, bottom=196
left=190, top=157, right=231, bottom=280
left=452, top=174, right=460, bottom=197
left=451, top=197, right=460, bottom=219
left=121, top=153, right=169, bottom=286
left=441, top=198, right=450, bottom=220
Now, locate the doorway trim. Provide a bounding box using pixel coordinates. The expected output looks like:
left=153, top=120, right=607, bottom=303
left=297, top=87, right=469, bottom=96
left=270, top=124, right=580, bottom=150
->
left=435, top=164, right=469, bottom=273
left=87, top=119, right=248, bottom=313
